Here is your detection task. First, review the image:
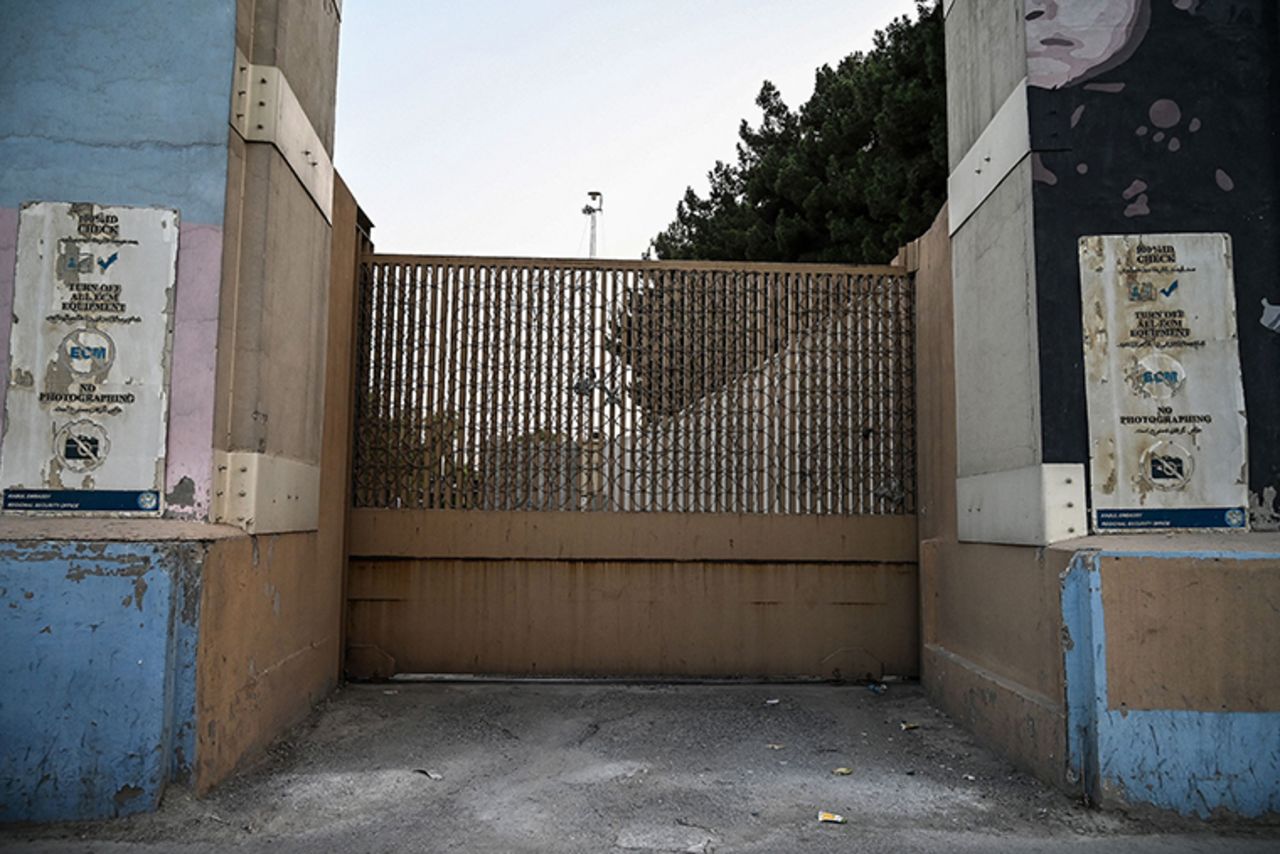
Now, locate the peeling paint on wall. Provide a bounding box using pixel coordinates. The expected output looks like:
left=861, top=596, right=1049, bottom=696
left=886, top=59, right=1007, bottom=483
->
left=0, top=541, right=204, bottom=821
left=1062, top=550, right=1280, bottom=818
left=1250, top=487, right=1279, bottom=530
left=1, top=203, right=176, bottom=515
left=1078, top=233, right=1249, bottom=531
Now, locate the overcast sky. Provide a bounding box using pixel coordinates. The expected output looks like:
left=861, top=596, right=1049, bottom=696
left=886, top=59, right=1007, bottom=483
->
left=334, top=0, right=920, bottom=259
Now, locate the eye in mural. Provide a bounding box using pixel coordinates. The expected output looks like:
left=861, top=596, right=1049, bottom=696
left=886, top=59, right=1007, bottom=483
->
left=1025, top=0, right=1151, bottom=89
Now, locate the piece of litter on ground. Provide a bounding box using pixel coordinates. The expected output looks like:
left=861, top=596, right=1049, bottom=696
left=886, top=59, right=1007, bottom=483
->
left=900, top=722, right=920, bottom=731
left=766, top=743, right=784, bottom=750
left=867, top=682, right=888, bottom=695
left=963, top=774, right=976, bottom=781
left=412, top=769, right=443, bottom=780
left=764, top=698, right=780, bottom=706
left=832, top=767, right=853, bottom=776
left=383, top=689, right=399, bottom=695
left=817, top=810, right=846, bottom=824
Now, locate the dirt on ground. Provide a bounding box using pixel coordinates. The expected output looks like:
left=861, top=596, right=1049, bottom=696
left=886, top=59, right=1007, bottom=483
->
left=2, top=682, right=1277, bottom=853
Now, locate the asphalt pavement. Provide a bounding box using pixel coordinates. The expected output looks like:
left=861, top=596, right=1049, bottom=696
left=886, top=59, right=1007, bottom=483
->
left=3, top=682, right=1276, bottom=853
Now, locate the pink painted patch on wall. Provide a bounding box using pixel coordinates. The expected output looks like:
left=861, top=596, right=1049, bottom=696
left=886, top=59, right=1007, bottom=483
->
left=166, top=222, right=223, bottom=519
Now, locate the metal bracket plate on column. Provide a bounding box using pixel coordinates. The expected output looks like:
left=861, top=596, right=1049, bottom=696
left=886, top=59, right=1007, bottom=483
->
left=213, top=450, right=321, bottom=534
left=957, top=463, right=1088, bottom=545
left=948, top=79, right=1030, bottom=236
left=230, top=49, right=333, bottom=224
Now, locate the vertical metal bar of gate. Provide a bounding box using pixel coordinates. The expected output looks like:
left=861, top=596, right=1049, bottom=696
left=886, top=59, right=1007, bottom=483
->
left=352, top=256, right=914, bottom=518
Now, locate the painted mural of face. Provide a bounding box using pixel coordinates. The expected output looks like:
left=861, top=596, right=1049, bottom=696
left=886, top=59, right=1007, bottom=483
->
left=1026, top=0, right=1150, bottom=89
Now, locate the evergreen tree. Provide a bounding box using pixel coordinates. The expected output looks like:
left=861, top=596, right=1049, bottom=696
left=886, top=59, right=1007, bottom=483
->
left=650, top=2, right=945, bottom=264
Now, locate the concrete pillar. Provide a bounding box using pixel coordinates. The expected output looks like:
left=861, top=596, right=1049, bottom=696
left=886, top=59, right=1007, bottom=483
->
left=0, top=0, right=356, bottom=821
left=947, top=0, right=1279, bottom=544
left=926, top=0, right=1280, bottom=819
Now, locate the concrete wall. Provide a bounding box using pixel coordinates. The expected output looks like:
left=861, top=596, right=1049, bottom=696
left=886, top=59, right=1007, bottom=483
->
left=910, top=200, right=1071, bottom=787
left=908, top=206, right=955, bottom=545
left=0, top=0, right=239, bottom=823
left=944, top=0, right=1036, bottom=479
left=194, top=173, right=361, bottom=790
left=0, top=0, right=237, bottom=519
left=944, top=0, right=1081, bottom=546
left=188, top=0, right=350, bottom=790
left=929, top=0, right=1280, bottom=819
left=0, top=525, right=235, bottom=820
left=947, top=0, right=1280, bottom=539
left=207, top=0, right=344, bottom=546
left=943, top=0, right=1027, bottom=167
left=922, top=542, right=1070, bottom=787
left=917, top=189, right=1280, bottom=825
left=217, top=139, right=332, bottom=462
left=195, top=533, right=340, bottom=789
left=950, top=159, right=1040, bottom=478
left=0, top=0, right=355, bottom=820
left=1024, top=0, right=1280, bottom=527
left=241, top=0, right=342, bottom=152
left=347, top=558, right=918, bottom=681
left=347, top=507, right=918, bottom=680
left=1061, top=539, right=1280, bottom=817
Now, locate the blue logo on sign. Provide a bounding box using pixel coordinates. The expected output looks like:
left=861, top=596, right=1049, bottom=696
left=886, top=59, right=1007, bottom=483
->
left=1141, top=369, right=1181, bottom=387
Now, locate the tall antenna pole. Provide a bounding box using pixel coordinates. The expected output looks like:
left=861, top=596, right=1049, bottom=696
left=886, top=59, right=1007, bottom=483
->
left=582, top=191, right=603, bottom=258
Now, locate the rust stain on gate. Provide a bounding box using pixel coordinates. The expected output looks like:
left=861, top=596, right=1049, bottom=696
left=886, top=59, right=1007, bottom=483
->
left=346, top=254, right=919, bottom=681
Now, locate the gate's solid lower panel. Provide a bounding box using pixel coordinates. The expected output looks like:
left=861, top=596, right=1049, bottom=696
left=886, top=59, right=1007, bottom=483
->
left=346, top=559, right=918, bottom=680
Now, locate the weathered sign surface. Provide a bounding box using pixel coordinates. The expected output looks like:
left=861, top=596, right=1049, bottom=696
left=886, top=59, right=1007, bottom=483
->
left=0, top=202, right=178, bottom=514
left=1079, top=233, right=1248, bottom=531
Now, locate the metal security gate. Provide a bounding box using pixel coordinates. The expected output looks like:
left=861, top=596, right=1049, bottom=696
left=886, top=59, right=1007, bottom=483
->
left=345, top=255, right=918, bottom=680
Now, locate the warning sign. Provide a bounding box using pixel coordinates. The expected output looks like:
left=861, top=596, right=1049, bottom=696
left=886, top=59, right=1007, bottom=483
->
left=1079, top=233, right=1249, bottom=532
left=0, top=202, right=178, bottom=515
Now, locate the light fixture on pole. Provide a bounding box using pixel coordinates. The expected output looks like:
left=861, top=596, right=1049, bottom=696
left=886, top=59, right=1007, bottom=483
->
left=582, top=191, right=603, bottom=258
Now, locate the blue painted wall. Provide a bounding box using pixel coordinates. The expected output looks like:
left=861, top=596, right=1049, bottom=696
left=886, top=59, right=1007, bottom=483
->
left=0, top=2, right=236, bottom=823
left=0, top=0, right=239, bottom=517
left=0, top=542, right=202, bottom=822
left=0, top=0, right=237, bottom=224
left=1063, top=551, right=1280, bottom=818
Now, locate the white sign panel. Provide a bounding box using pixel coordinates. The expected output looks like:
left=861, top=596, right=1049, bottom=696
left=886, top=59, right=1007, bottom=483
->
left=1079, top=233, right=1248, bottom=531
left=0, top=202, right=178, bottom=514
